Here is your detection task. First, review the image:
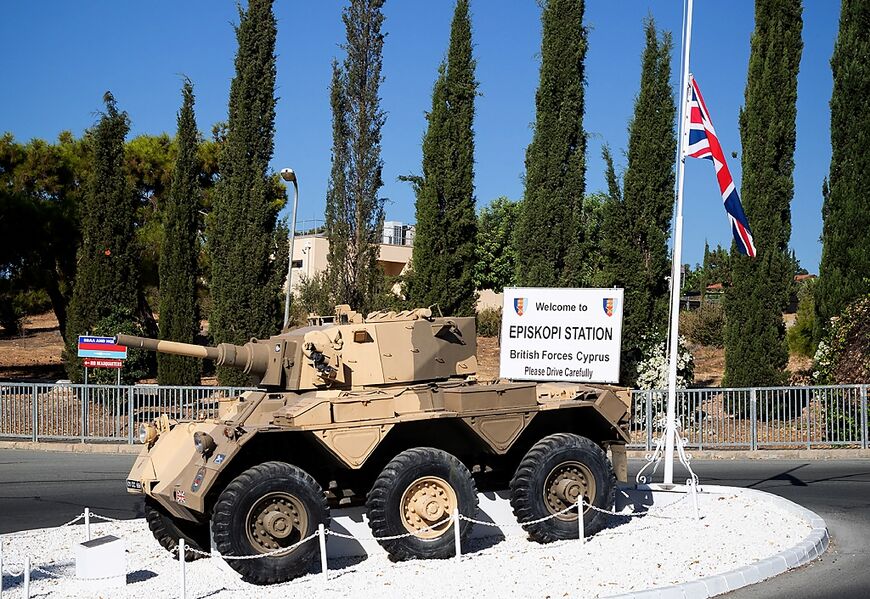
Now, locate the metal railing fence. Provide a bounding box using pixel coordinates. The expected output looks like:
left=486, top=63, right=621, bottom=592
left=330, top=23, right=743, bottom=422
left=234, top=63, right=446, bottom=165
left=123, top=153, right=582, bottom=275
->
left=630, top=384, right=869, bottom=450
left=0, top=383, right=254, bottom=444
left=0, top=382, right=867, bottom=449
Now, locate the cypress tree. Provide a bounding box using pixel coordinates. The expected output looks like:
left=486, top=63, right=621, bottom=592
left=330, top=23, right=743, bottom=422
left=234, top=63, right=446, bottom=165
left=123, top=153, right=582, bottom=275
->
left=406, top=0, right=478, bottom=316
left=601, top=20, right=676, bottom=383
left=64, top=93, right=140, bottom=378
left=207, top=0, right=281, bottom=385
left=514, top=0, right=587, bottom=288
left=158, top=80, right=200, bottom=385
left=325, top=0, right=387, bottom=314
left=724, top=0, right=802, bottom=387
left=815, top=0, right=870, bottom=333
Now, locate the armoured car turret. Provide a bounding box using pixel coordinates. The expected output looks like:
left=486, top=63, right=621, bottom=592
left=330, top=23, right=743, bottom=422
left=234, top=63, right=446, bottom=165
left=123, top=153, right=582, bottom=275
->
left=121, top=305, right=631, bottom=584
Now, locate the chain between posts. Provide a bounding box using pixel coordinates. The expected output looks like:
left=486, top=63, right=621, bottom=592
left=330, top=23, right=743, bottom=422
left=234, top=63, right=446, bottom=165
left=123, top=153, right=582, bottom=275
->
left=0, top=491, right=701, bottom=590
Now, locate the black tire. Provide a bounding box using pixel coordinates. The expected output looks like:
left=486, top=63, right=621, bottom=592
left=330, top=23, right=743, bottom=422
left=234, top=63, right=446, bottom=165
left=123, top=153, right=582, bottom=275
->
left=366, top=447, right=477, bottom=560
left=144, top=497, right=210, bottom=562
left=509, top=433, right=615, bottom=543
left=212, top=461, right=329, bottom=585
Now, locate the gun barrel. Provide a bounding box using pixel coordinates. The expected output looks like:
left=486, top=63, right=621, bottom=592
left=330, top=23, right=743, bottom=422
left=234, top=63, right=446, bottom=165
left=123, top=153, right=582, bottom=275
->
left=115, top=334, right=220, bottom=361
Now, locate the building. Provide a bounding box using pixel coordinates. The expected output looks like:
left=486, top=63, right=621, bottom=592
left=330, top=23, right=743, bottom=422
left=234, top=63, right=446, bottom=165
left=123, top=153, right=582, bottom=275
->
left=288, top=221, right=415, bottom=293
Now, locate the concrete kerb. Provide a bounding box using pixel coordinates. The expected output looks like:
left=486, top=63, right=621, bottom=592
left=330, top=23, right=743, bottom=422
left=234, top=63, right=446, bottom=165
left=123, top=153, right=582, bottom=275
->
left=605, top=484, right=830, bottom=599
left=0, top=441, right=141, bottom=454
left=5, top=440, right=870, bottom=459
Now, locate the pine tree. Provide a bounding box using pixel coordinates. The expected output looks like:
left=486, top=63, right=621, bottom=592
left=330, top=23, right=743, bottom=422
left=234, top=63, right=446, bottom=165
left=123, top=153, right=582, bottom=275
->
left=514, top=0, right=587, bottom=287
left=406, top=0, right=478, bottom=316
left=724, top=0, right=802, bottom=387
left=601, top=19, right=676, bottom=384
left=815, top=0, right=870, bottom=334
left=325, top=0, right=387, bottom=314
left=64, top=93, right=140, bottom=379
left=158, top=80, right=200, bottom=386
left=207, top=0, right=282, bottom=385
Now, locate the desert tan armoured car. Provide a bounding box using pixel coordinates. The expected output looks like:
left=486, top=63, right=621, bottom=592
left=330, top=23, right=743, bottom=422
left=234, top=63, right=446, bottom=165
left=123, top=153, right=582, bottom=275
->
left=119, top=305, right=631, bottom=585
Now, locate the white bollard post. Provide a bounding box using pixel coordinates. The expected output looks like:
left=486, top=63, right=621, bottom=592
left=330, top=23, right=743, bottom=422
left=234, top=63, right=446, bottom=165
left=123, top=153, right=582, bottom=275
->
left=23, top=556, right=31, bottom=599
left=689, top=478, right=700, bottom=521
left=84, top=507, right=91, bottom=542
left=178, top=538, right=186, bottom=599
left=578, top=501, right=585, bottom=543
left=318, top=523, right=328, bottom=582
left=453, top=508, right=461, bottom=562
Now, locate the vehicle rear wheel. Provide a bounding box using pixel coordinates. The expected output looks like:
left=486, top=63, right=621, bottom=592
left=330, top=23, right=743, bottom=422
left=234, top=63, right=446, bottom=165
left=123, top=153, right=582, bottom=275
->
left=144, top=497, right=210, bottom=561
left=366, top=447, right=477, bottom=560
left=212, top=461, right=329, bottom=585
left=509, top=433, right=615, bottom=543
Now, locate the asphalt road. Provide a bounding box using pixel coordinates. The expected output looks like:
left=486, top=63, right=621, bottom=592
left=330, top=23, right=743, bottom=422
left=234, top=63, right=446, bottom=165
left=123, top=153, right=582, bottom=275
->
left=1, top=452, right=868, bottom=597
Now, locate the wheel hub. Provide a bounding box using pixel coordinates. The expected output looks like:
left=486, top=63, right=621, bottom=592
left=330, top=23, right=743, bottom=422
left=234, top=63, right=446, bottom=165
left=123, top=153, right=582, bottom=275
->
left=245, top=492, right=308, bottom=554
left=400, top=476, right=457, bottom=539
left=543, top=460, right=596, bottom=521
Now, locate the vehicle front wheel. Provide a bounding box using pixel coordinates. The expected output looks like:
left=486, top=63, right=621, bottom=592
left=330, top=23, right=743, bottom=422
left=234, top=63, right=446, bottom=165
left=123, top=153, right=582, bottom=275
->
left=212, top=461, right=329, bottom=585
left=509, top=433, right=615, bottom=543
left=366, top=447, right=477, bottom=560
left=144, top=497, right=210, bottom=561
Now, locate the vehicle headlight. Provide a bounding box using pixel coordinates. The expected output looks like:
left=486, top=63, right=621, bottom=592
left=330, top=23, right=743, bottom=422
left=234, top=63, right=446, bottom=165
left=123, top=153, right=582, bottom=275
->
left=193, top=431, right=216, bottom=455
left=139, top=424, right=158, bottom=445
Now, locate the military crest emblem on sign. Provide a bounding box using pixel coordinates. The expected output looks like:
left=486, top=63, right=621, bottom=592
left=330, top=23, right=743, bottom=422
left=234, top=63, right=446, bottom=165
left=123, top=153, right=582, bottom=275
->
left=514, top=297, right=527, bottom=316
left=603, top=297, right=617, bottom=317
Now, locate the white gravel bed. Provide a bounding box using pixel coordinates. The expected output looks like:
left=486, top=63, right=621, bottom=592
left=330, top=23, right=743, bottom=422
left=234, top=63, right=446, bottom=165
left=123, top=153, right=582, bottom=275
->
left=1, top=492, right=812, bottom=599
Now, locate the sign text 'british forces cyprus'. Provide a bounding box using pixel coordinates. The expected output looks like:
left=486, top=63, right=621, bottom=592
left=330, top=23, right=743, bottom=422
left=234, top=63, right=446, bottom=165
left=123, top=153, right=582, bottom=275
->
left=499, top=287, right=625, bottom=384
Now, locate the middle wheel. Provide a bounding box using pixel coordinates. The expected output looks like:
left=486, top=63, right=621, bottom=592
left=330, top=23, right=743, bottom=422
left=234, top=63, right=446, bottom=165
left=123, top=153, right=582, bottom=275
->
left=366, top=447, right=478, bottom=560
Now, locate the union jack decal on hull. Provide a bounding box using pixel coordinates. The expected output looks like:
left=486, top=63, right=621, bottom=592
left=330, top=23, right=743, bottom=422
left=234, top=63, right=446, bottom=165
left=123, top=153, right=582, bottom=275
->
left=686, top=75, right=757, bottom=258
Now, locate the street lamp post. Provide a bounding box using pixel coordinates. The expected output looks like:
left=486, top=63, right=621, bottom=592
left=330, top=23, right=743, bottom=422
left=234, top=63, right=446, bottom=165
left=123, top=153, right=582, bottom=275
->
left=280, top=168, right=298, bottom=330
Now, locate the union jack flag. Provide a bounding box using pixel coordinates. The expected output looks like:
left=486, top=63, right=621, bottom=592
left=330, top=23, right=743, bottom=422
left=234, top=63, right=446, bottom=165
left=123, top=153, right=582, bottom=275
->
left=686, top=75, right=757, bottom=257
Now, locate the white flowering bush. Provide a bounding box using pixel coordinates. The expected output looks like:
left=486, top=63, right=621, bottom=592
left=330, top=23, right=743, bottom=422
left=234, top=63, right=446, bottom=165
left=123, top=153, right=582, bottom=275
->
left=635, top=334, right=695, bottom=390
left=633, top=335, right=695, bottom=430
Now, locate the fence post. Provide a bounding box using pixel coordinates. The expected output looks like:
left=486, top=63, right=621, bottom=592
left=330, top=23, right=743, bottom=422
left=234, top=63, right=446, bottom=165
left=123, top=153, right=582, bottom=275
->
left=318, top=523, right=328, bottom=581
left=646, top=390, right=653, bottom=451
left=453, top=508, right=461, bottom=561
left=31, top=384, right=38, bottom=443
left=806, top=389, right=812, bottom=450
left=23, top=556, right=30, bottom=598
left=749, top=388, right=757, bottom=451
left=578, top=501, right=585, bottom=543
left=861, top=385, right=868, bottom=451
left=178, top=538, right=186, bottom=599
left=85, top=507, right=91, bottom=542
left=128, top=386, right=135, bottom=445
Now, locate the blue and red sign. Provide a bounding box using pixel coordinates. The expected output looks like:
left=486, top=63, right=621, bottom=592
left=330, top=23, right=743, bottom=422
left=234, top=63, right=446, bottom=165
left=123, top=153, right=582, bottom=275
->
left=77, top=336, right=128, bottom=360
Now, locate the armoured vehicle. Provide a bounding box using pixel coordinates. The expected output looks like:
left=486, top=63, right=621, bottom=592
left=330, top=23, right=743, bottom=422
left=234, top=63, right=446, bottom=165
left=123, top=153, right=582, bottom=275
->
left=120, top=305, right=631, bottom=585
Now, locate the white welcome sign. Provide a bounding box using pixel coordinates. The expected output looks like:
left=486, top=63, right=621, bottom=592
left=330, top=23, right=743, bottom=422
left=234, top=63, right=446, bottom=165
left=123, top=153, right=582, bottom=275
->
left=499, top=287, right=625, bottom=384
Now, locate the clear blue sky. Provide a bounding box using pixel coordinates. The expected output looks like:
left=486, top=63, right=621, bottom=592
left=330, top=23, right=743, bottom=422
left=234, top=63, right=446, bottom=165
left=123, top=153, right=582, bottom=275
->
left=1, top=1, right=838, bottom=272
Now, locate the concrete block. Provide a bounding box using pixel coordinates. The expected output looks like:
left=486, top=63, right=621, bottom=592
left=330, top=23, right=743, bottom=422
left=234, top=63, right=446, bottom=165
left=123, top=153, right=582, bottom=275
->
left=738, top=564, right=761, bottom=585
left=782, top=548, right=801, bottom=568
left=75, top=534, right=126, bottom=588
left=656, top=586, right=686, bottom=599
left=677, top=581, right=709, bottom=599
left=722, top=571, right=745, bottom=591
left=757, top=556, right=787, bottom=579
left=702, top=575, right=729, bottom=596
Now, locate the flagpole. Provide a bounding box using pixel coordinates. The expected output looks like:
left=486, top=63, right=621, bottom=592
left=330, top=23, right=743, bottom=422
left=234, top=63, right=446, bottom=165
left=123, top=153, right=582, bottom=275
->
left=663, top=0, right=694, bottom=486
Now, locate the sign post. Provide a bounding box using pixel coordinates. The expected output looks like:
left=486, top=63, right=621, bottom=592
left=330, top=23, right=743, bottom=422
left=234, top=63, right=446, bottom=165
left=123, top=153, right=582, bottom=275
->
left=499, top=288, right=624, bottom=384
left=78, top=336, right=128, bottom=387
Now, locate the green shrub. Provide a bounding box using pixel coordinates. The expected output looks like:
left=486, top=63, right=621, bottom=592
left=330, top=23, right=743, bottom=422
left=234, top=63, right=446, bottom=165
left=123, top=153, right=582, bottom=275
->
left=296, top=272, right=333, bottom=318
left=476, top=307, right=502, bottom=337
left=13, top=289, right=52, bottom=315
left=787, top=278, right=816, bottom=357
left=680, top=303, right=725, bottom=347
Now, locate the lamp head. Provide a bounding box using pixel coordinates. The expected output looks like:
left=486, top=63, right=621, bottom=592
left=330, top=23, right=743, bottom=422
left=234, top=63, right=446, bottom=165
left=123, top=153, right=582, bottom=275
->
left=280, top=168, right=296, bottom=182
